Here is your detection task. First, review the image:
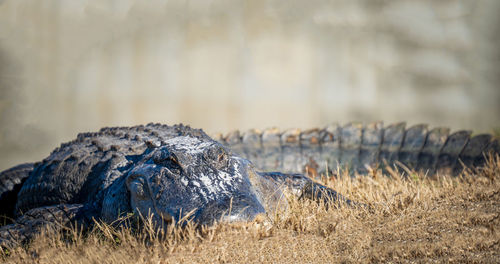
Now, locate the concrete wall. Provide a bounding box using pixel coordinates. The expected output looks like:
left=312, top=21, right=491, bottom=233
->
left=0, top=0, right=499, bottom=170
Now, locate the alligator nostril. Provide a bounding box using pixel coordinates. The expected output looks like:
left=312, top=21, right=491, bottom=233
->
left=153, top=174, right=161, bottom=185
left=126, top=175, right=147, bottom=199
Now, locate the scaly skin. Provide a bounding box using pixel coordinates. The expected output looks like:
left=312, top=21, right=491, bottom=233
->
left=1, top=122, right=498, bottom=248
left=216, top=122, right=499, bottom=177
left=0, top=123, right=349, bottom=248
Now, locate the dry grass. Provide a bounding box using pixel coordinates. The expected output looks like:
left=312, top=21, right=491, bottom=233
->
left=2, top=156, right=500, bottom=263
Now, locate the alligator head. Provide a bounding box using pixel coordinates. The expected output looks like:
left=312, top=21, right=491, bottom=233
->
left=122, top=134, right=277, bottom=226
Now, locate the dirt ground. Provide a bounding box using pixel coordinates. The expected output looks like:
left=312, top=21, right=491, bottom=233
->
left=2, top=157, right=499, bottom=263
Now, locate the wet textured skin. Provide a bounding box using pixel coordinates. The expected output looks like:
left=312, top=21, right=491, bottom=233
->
left=0, top=124, right=348, bottom=247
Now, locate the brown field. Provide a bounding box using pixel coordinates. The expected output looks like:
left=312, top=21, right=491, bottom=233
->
left=1, top=157, right=499, bottom=264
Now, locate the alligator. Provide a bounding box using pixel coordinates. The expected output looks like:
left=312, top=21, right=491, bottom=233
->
left=0, top=122, right=498, bottom=248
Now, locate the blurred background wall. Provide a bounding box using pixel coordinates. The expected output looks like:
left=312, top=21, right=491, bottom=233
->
left=0, top=0, right=499, bottom=171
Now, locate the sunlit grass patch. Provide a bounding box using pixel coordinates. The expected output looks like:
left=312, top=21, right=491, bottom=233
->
left=2, top=155, right=499, bottom=263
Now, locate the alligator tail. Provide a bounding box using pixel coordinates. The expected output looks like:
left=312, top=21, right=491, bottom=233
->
left=0, top=163, right=34, bottom=222
left=216, top=122, right=499, bottom=177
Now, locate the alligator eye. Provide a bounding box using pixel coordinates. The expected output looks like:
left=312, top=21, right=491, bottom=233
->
left=204, top=146, right=228, bottom=168
left=153, top=149, right=183, bottom=174
left=217, top=153, right=225, bottom=163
